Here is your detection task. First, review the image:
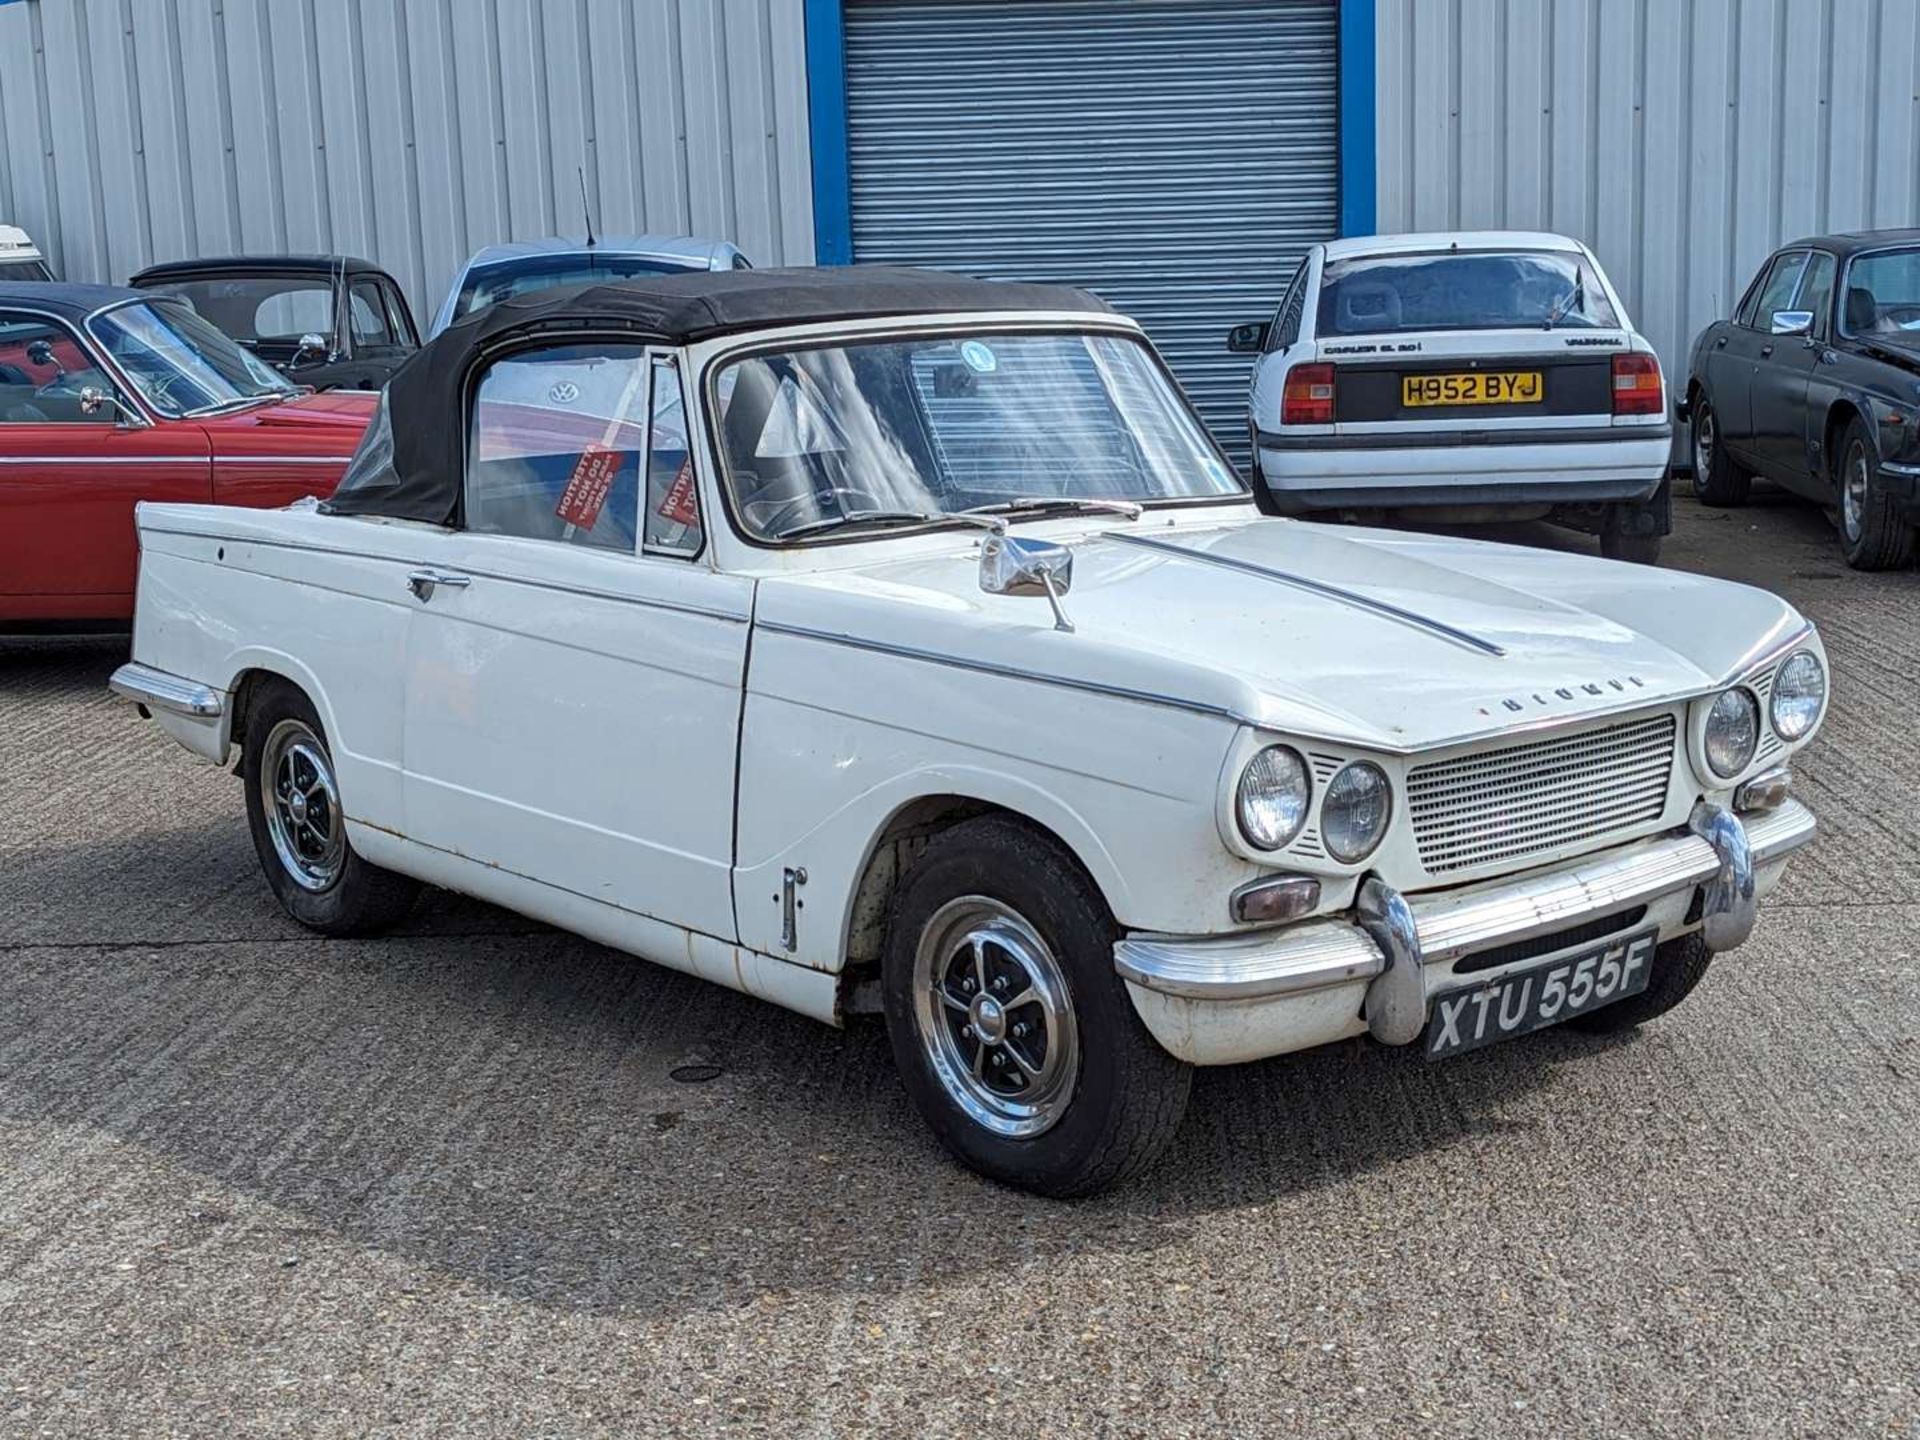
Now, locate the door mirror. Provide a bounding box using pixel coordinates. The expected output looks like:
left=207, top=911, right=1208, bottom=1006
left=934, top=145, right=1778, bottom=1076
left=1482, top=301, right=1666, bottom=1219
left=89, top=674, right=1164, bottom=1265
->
left=291, top=332, right=330, bottom=365
left=78, top=386, right=146, bottom=427
left=26, top=339, right=57, bottom=369
left=1226, top=321, right=1271, bottom=354
left=1770, top=310, right=1813, bottom=337
left=979, top=532, right=1075, bottom=632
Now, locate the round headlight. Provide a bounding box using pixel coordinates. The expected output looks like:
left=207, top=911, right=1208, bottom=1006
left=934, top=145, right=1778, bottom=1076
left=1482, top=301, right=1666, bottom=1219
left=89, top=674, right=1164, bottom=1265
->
left=1769, top=651, right=1825, bottom=740
left=1322, top=761, right=1392, bottom=864
left=1235, top=745, right=1310, bottom=851
left=1704, top=687, right=1760, bottom=778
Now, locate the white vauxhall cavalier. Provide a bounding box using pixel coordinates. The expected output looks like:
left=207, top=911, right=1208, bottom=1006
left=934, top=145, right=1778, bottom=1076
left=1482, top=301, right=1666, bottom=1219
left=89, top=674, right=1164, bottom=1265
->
left=113, top=268, right=1824, bottom=1196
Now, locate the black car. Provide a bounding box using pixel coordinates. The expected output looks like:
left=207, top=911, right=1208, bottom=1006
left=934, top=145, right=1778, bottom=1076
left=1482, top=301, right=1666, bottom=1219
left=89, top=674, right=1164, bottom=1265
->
left=128, top=254, right=419, bottom=391
left=1682, top=229, right=1920, bottom=570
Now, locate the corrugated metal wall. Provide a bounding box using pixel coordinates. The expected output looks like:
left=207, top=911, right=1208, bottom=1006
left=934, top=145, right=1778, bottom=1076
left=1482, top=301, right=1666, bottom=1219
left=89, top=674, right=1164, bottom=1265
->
left=1375, top=0, right=1920, bottom=401
left=842, top=0, right=1339, bottom=465
left=0, top=0, right=816, bottom=319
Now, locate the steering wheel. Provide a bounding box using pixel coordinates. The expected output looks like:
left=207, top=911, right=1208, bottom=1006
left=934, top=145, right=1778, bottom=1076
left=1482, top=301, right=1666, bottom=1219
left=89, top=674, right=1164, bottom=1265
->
left=1877, top=303, right=1920, bottom=328
left=745, top=481, right=889, bottom=538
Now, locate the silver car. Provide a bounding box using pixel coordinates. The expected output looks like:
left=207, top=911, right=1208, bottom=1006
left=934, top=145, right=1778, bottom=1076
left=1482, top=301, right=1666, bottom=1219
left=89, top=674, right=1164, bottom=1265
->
left=428, top=234, right=750, bottom=335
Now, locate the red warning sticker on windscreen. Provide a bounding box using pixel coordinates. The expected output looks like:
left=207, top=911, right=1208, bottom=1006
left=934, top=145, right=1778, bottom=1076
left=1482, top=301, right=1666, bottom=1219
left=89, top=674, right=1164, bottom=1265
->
left=657, top=457, right=699, bottom=526
left=556, top=445, right=624, bottom=530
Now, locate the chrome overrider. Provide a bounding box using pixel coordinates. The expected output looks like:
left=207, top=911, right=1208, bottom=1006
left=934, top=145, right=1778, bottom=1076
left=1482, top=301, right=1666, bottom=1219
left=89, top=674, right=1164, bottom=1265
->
left=1114, top=797, right=1816, bottom=1044
left=109, top=661, right=225, bottom=719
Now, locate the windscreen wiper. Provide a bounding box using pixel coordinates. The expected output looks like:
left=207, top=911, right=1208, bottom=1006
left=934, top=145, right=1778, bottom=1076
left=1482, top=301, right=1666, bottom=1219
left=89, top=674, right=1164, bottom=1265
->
left=963, top=497, right=1145, bottom=521
left=774, top=508, right=1006, bottom=542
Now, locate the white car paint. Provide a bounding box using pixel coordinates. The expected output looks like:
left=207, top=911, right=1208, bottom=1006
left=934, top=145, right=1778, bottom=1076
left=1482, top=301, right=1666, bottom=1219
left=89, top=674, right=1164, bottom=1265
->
left=1248, top=230, right=1671, bottom=512
left=117, top=308, right=1822, bottom=1078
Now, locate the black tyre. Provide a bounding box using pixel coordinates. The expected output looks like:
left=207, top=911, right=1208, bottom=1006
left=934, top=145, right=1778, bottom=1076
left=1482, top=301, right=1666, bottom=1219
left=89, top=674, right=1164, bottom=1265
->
left=1565, top=932, right=1712, bottom=1035
left=1836, top=416, right=1917, bottom=571
left=881, top=816, right=1192, bottom=1198
left=242, top=677, right=420, bottom=936
left=1600, top=524, right=1663, bottom=565
left=1690, top=394, right=1751, bottom=506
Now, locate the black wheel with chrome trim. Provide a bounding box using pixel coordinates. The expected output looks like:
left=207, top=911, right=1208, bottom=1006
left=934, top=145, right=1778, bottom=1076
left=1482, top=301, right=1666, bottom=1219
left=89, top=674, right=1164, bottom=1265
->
left=881, top=815, right=1190, bottom=1197
left=1690, top=393, right=1751, bottom=507
left=241, top=677, right=420, bottom=936
left=1836, top=416, right=1916, bottom=571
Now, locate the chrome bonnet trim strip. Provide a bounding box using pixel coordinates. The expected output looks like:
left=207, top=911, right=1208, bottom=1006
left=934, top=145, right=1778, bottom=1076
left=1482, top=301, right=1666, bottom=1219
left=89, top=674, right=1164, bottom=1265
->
left=752, top=620, right=1250, bottom=725
left=1100, top=531, right=1507, bottom=658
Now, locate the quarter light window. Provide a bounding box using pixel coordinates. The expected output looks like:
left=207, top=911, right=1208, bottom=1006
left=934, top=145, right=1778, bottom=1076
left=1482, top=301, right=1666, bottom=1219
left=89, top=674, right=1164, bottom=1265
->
left=643, top=358, right=703, bottom=557
left=467, top=344, right=649, bottom=553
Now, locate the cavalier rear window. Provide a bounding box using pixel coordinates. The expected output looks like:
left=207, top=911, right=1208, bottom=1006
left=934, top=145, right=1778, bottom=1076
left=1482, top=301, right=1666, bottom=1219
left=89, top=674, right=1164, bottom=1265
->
left=1317, top=250, right=1620, bottom=336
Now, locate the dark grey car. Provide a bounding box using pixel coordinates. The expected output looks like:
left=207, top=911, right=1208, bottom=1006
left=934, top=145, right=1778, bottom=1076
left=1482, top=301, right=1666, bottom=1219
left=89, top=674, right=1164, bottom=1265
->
left=1681, top=228, right=1920, bottom=570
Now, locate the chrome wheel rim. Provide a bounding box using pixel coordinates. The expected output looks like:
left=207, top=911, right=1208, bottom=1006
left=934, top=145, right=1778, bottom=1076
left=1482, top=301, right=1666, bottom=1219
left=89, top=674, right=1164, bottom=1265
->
left=260, top=718, right=344, bottom=892
left=1843, top=445, right=1868, bottom=542
left=912, top=897, right=1079, bottom=1138
left=1693, top=407, right=1715, bottom=488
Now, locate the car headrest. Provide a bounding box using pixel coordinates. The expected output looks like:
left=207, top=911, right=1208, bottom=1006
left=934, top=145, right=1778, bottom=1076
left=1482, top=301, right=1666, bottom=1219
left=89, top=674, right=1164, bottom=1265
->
left=1845, top=285, right=1878, bottom=332
left=1338, top=282, right=1402, bottom=331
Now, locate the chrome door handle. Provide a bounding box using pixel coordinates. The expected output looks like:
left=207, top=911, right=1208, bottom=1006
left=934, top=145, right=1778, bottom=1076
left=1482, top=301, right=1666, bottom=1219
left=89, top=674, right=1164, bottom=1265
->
left=406, top=568, right=471, bottom=601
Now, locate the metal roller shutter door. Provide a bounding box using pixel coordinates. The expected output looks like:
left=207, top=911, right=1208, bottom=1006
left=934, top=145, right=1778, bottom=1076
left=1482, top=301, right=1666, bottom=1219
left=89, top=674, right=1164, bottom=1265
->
left=844, top=0, right=1339, bottom=469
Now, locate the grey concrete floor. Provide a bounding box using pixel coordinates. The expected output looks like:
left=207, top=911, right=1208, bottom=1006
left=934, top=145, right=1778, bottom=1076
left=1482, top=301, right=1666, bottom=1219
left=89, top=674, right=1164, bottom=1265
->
left=1, top=492, right=1914, bottom=1438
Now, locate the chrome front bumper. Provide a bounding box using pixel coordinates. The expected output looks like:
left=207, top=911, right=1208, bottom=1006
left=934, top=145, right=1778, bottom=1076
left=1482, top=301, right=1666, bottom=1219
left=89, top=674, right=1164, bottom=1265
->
left=1116, top=799, right=1816, bottom=1060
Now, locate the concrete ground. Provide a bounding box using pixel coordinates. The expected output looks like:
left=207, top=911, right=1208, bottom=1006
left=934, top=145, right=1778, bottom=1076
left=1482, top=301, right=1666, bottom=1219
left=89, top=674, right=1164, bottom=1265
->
left=1, top=493, right=1914, bottom=1439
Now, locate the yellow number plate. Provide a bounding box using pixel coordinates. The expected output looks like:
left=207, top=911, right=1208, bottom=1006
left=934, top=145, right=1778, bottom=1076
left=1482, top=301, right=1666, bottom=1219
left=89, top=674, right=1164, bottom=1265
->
left=1401, top=371, right=1543, bottom=407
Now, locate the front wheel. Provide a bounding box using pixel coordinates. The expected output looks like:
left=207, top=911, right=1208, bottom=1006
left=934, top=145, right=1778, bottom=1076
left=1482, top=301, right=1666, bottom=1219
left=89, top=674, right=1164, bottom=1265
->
left=242, top=678, right=420, bottom=936
left=881, top=816, right=1191, bottom=1197
left=1836, top=417, right=1917, bottom=571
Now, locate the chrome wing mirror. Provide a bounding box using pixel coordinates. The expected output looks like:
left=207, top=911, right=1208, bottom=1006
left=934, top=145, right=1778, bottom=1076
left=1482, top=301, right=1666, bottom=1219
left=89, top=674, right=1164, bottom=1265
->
left=980, top=531, right=1076, bottom=633
left=291, top=332, right=331, bottom=367
left=1770, top=309, right=1813, bottom=337
left=79, top=386, right=147, bottom=428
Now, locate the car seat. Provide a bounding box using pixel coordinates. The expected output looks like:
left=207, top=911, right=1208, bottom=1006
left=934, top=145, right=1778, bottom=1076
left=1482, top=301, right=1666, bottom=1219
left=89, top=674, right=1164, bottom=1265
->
left=1845, top=285, right=1879, bottom=332
left=1337, top=282, right=1402, bottom=332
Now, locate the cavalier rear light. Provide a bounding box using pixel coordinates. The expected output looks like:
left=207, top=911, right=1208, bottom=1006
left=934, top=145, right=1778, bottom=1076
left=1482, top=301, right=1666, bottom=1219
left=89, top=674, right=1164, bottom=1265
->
left=1612, top=352, right=1662, bottom=416
left=1281, top=362, right=1336, bottom=425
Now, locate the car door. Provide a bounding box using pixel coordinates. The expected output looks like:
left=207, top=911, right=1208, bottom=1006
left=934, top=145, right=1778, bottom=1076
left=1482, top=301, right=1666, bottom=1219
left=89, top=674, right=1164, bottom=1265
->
left=399, top=343, right=751, bottom=941
left=1710, top=250, right=1806, bottom=465
left=1751, top=250, right=1836, bottom=495
left=0, top=308, right=210, bottom=619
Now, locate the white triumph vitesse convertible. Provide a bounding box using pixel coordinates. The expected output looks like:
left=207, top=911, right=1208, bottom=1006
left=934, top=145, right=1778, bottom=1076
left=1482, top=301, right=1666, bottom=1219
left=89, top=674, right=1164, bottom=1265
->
left=113, top=268, right=1825, bottom=1197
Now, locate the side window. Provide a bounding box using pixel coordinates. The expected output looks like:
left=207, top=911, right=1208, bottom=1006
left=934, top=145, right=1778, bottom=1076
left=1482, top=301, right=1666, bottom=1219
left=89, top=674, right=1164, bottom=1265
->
left=382, top=281, right=419, bottom=345
left=0, top=312, right=119, bottom=424
left=1741, top=252, right=1808, bottom=329
left=467, top=343, right=649, bottom=553
left=1267, top=259, right=1308, bottom=352
left=643, top=358, right=703, bottom=557
left=1795, top=252, right=1837, bottom=337
left=348, top=279, right=395, bottom=346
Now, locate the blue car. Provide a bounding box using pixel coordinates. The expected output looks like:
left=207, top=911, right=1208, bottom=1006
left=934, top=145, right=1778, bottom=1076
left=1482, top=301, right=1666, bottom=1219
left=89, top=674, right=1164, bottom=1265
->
left=428, top=234, right=750, bottom=336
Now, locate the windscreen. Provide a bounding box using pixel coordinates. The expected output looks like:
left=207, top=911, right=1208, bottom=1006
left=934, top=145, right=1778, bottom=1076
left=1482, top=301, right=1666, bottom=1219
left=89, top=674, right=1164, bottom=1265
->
left=712, top=330, right=1242, bottom=543
left=455, top=254, right=701, bottom=321
left=88, top=300, right=294, bottom=416
left=1317, top=250, right=1620, bottom=336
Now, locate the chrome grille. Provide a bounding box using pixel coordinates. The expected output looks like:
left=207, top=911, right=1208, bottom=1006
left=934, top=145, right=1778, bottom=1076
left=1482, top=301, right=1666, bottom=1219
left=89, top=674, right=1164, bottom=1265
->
left=1408, top=713, right=1678, bottom=875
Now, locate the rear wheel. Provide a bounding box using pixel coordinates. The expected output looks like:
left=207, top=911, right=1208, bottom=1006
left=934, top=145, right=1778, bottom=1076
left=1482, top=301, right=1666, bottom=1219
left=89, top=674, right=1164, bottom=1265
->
left=1565, top=932, right=1712, bottom=1034
left=1690, top=395, right=1751, bottom=506
left=1836, top=417, right=1916, bottom=571
left=243, top=678, right=420, bottom=935
left=881, top=816, right=1191, bottom=1197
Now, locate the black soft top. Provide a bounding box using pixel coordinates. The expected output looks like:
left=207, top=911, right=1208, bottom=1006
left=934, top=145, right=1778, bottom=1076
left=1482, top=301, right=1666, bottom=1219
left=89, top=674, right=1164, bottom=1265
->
left=130, top=254, right=391, bottom=284
left=326, top=266, right=1112, bottom=527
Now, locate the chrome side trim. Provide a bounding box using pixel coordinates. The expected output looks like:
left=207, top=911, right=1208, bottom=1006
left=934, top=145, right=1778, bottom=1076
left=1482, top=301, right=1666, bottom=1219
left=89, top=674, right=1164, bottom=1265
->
left=211, top=454, right=352, bottom=465
left=0, top=455, right=207, bottom=465
left=754, top=620, right=1251, bottom=725
left=1115, top=800, right=1817, bottom=1003
left=109, top=662, right=224, bottom=718
left=1101, top=531, right=1507, bottom=658
left=134, top=524, right=749, bottom=624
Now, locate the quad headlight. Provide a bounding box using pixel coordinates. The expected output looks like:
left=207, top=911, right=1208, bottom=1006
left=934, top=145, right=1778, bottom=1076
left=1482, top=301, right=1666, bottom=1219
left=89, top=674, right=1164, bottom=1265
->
left=1321, top=761, right=1392, bottom=864
left=1703, top=687, right=1761, bottom=778
left=1769, top=650, right=1826, bottom=740
left=1235, top=745, right=1310, bottom=851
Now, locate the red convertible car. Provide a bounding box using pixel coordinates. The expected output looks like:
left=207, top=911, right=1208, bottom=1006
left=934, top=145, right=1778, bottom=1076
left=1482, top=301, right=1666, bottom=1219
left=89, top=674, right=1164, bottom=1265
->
left=1, top=282, right=373, bottom=629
